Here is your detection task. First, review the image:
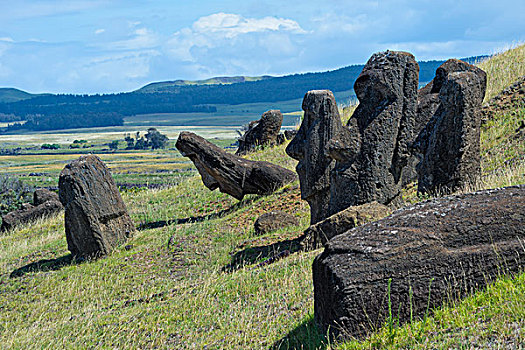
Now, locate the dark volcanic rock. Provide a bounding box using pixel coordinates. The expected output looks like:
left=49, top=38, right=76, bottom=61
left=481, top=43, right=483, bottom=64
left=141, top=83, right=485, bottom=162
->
left=417, top=71, right=486, bottom=194
left=409, top=60, right=487, bottom=186
left=313, top=185, right=525, bottom=340
left=301, top=201, right=391, bottom=250
left=286, top=90, right=345, bottom=224
left=415, top=59, right=487, bottom=155
left=254, top=210, right=299, bottom=235
left=328, top=51, right=419, bottom=213
left=236, top=110, right=283, bottom=155
left=284, top=129, right=298, bottom=141
left=1, top=200, right=63, bottom=232
left=176, top=132, right=297, bottom=200
left=59, top=155, right=134, bottom=259
left=33, top=188, right=59, bottom=206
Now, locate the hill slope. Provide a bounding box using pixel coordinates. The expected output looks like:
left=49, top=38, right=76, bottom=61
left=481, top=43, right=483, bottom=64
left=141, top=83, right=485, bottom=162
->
left=0, top=88, right=36, bottom=103
left=0, top=48, right=522, bottom=349
left=138, top=75, right=272, bottom=93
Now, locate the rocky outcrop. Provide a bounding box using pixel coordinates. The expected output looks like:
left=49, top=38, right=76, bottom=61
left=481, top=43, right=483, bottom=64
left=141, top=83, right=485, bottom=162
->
left=313, top=185, right=525, bottom=339
left=236, top=110, right=283, bottom=155
left=328, top=51, right=419, bottom=213
left=417, top=71, right=486, bottom=194
left=176, top=132, right=297, bottom=200
left=1, top=199, right=63, bottom=232
left=254, top=210, right=299, bottom=235
left=301, top=201, right=391, bottom=250
left=59, top=155, right=134, bottom=259
left=286, top=90, right=345, bottom=224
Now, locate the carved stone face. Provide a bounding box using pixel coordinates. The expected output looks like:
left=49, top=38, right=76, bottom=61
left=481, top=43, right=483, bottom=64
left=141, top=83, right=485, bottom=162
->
left=286, top=90, right=344, bottom=223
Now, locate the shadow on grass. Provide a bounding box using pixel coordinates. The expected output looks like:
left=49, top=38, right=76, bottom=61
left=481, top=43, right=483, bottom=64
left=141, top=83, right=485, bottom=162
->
left=10, top=254, right=77, bottom=278
left=222, top=235, right=305, bottom=272
left=271, top=316, right=328, bottom=350
left=137, top=196, right=258, bottom=230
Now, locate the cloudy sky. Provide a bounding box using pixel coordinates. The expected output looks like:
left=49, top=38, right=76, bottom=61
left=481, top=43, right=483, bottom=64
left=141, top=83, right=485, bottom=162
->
left=0, top=0, right=523, bottom=94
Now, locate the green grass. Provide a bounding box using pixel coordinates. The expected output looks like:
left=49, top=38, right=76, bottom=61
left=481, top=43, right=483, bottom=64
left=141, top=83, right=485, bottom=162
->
left=1, top=46, right=524, bottom=349
left=478, top=43, right=525, bottom=102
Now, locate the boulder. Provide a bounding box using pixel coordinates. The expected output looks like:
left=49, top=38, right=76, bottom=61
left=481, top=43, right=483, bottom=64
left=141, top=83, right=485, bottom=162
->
left=313, top=185, right=525, bottom=339
left=417, top=71, right=486, bottom=194
left=301, top=201, right=391, bottom=250
left=254, top=210, right=299, bottom=235
left=1, top=200, right=63, bottom=232
left=33, top=188, right=59, bottom=206
left=59, top=155, right=134, bottom=259
left=236, top=110, right=283, bottom=155
left=176, top=132, right=297, bottom=200
left=286, top=90, right=345, bottom=224
left=328, top=51, right=419, bottom=213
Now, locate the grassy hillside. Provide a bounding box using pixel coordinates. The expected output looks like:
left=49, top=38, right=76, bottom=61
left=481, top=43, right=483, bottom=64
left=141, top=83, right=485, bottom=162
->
left=0, top=88, right=35, bottom=103
left=0, top=46, right=524, bottom=349
left=478, top=43, right=525, bottom=102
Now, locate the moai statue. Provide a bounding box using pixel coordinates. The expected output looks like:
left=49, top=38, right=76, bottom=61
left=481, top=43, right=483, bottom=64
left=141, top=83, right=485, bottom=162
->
left=417, top=70, right=486, bottom=194
left=286, top=90, right=345, bottom=224
left=328, top=51, right=420, bottom=214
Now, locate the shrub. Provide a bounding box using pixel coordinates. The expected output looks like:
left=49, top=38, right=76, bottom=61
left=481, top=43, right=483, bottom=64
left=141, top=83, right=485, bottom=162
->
left=0, top=174, right=34, bottom=216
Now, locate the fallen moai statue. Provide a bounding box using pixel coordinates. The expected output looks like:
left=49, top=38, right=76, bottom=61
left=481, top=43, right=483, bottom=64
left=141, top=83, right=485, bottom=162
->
left=313, top=185, right=525, bottom=339
left=176, top=131, right=297, bottom=200
left=236, top=110, right=283, bottom=155
left=59, top=155, right=134, bottom=259
left=1, top=188, right=63, bottom=232
left=286, top=90, right=345, bottom=224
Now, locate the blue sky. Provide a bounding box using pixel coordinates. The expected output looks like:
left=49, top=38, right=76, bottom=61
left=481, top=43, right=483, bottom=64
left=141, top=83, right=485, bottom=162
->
left=0, top=0, right=523, bottom=94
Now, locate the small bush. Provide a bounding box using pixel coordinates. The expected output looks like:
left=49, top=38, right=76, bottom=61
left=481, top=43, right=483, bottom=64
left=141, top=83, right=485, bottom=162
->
left=0, top=174, right=34, bottom=216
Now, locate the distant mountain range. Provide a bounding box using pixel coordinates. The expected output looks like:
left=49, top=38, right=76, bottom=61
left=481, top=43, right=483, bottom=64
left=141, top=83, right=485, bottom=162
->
left=0, top=55, right=488, bottom=131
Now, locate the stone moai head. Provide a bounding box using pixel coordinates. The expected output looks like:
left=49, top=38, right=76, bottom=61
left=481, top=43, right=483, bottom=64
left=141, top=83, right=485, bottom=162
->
left=286, top=90, right=344, bottom=224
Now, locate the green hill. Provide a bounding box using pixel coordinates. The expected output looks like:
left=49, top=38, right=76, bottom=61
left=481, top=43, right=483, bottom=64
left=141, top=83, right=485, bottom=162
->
left=0, top=88, right=35, bottom=103
left=138, top=75, right=272, bottom=93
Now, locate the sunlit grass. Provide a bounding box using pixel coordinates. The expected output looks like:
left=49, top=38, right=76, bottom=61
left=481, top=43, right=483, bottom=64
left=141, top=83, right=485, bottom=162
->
left=478, top=43, right=525, bottom=102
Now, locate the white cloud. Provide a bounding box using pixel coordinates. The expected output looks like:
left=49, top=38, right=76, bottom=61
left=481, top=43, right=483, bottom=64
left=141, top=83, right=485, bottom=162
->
left=95, top=29, right=105, bottom=35
left=192, top=13, right=307, bottom=38
left=0, top=37, right=14, bottom=43
left=166, top=13, right=307, bottom=65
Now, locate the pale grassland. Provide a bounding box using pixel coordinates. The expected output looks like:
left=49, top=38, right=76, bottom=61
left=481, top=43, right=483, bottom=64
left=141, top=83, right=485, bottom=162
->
left=0, top=125, right=239, bottom=147
left=0, top=153, right=191, bottom=176
left=478, top=43, right=525, bottom=102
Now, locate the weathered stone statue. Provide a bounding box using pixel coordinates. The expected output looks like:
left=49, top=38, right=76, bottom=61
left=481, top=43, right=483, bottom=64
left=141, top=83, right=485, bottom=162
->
left=176, top=131, right=296, bottom=200
left=412, top=59, right=487, bottom=187
left=286, top=90, right=345, bottom=224
left=328, top=51, right=419, bottom=213
left=59, top=155, right=134, bottom=259
left=416, top=70, right=486, bottom=194
left=313, top=185, right=525, bottom=339
left=236, top=110, right=283, bottom=155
